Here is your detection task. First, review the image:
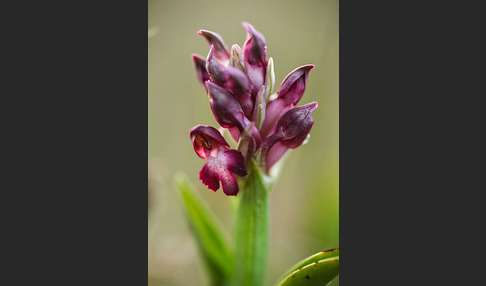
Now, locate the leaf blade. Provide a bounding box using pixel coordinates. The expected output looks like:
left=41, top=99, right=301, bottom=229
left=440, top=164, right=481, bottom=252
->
left=277, top=248, right=339, bottom=282
left=175, top=172, right=232, bottom=285
left=277, top=257, right=339, bottom=286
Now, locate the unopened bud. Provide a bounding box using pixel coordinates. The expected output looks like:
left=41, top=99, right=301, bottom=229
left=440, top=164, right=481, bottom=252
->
left=206, top=46, right=227, bottom=86
left=277, top=64, right=314, bottom=106
left=197, top=30, right=230, bottom=61
left=192, top=54, right=210, bottom=90
left=242, top=22, right=267, bottom=89
left=206, top=81, right=247, bottom=132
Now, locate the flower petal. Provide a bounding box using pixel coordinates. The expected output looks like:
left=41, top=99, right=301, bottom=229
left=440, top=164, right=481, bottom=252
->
left=276, top=64, right=314, bottom=106
left=224, top=66, right=253, bottom=116
left=220, top=170, right=239, bottom=196
left=276, top=102, right=317, bottom=148
left=242, top=22, right=267, bottom=89
left=222, top=149, right=247, bottom=177
left=198, top=30, right=230, bottom=61
left=192, top=54, right=210, bottom=90
left=206, top=81, right=247, bottom=131
left=206, top=46, right=227, bottom=86
left=199, top=162, right=220, bottom=191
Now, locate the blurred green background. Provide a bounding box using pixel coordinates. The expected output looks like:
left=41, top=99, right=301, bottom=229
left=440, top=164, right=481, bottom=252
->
left=148, top=0, right=338, bottom=285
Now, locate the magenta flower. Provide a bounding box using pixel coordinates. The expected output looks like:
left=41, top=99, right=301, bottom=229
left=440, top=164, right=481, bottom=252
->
left=190, top=125, right=247, bottom=196
left=190, top=22, right=318, bottom=195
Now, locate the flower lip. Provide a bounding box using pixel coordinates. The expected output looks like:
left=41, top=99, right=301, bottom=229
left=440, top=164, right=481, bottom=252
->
left=190, top=125, right=229, bottom=159
left=199, top=148, right=247, bottom=196
left=190, top=125, right=248, bottom=196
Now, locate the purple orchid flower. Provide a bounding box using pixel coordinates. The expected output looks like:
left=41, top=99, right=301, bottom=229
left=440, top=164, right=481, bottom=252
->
left=260, top=102, right=318, bottom=171
left=190, top=125, right=247, bottom=196
left=260, top=64, right=314, bottom=138
left=190, top=22, right=318, bottom=195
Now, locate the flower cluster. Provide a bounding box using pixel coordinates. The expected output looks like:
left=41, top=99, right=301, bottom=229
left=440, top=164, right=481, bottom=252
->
left=190, top=22, right=317, bottom=196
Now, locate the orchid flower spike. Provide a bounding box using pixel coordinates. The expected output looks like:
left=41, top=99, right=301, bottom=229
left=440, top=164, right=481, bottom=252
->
left=190, top=23, right=318, bottom=195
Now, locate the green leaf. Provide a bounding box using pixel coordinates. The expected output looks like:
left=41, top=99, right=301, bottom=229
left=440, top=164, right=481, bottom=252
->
left=277, top=248, right=339, bottom=282
left=276, top=256, right=339, bottom=286
left=231, top=161, right=271, bottom=286
left=175, top=173, right=232, bottom=286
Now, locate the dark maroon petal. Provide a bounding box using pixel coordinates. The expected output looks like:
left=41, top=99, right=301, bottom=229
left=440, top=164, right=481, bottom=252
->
left=277, top=65, right=314, bottom=106
left=224, top=66, right=249, bottom=95
left=206, top=81, right=247, bottom=131
left=198, top=30, right=230, bottom=61
left=199, top=162, right=220, bottom=191
left=222, top=149, right=247, bottom=177
left=242, top=22, right=267, bottom=89
left=224, top=66, right=253, bottom=116
left=192, top=54, right=210, bottom=90
left=190, top=125, right=229, bottom=159
left=242, top=22, right=266, bottom=67
left=206, top=46, right=227, bottom=86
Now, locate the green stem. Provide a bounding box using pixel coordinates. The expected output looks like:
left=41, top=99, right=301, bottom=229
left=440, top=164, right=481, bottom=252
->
left=231, top=161, right=270, bottom=286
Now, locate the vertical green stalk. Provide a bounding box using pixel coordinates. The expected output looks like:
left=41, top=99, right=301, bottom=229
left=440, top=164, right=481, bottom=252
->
left=231, top=161, right=270, bottom=286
